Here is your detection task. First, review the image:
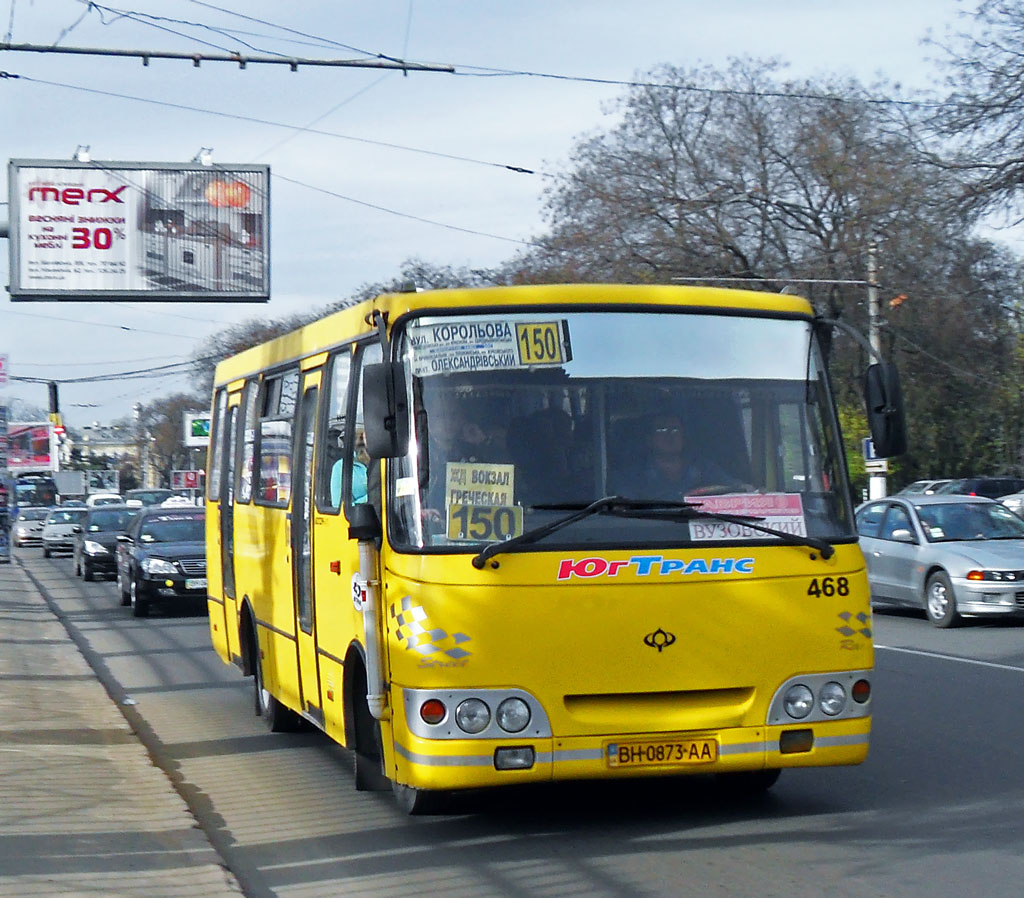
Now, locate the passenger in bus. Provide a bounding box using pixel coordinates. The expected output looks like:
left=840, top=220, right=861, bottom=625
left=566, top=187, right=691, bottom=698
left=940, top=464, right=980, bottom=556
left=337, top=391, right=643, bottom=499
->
left=329, top=427, right=368, bottom=507
left=628, top=412, right=741, bottom=500
left=433, top=402, right=493, bottom=464
left=513, top=407, right=584, bottom=505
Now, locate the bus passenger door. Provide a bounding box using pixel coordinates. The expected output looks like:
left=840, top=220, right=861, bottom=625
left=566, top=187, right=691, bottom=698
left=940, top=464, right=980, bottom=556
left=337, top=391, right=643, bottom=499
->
left=209, top=388, right=241, bottom=663
left=219, top=403, right=240, bottom=595
left=292, top=375, right=323, bottom=721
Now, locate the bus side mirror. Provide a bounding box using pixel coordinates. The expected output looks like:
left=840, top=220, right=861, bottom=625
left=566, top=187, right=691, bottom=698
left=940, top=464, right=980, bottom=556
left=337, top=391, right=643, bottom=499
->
left=864, top=362, right=907, bottom=458
left=363, top=362, right=410, bottom=459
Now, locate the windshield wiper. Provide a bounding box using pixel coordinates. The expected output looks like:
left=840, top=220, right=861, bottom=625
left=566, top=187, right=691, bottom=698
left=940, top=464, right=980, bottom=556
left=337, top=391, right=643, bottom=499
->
left=471, top=496, right=834, bottom=568
left=472, top=496, right=626, bottom=569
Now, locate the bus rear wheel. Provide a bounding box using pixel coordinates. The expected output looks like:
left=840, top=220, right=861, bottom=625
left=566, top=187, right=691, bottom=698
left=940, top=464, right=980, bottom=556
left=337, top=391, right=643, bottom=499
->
left=254, top=650, right=300, bottom=733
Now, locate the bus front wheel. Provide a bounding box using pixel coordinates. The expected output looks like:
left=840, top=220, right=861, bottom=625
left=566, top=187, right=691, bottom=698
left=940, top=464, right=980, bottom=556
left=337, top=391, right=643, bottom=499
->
left=715, top=769, right=781, bottom=795
left=351, top=662, right=389, bottom=792
left=392, top=782, right=449, bottom=815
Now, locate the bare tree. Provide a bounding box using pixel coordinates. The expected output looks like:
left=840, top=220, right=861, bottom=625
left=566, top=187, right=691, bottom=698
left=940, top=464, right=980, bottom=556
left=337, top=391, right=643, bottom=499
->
left=188, top=311, right=321, bottom=398
left=136, top=393, right=210, bottom=488
left=501, top=59, right=1024, bottom=482
left=929, top=0, right=1024, bottom=218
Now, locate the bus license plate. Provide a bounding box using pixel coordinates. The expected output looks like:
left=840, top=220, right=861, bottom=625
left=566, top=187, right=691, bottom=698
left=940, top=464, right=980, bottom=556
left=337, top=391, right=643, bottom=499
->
left=607, top=737, right=718, bottom=768
left=185, top=578, right=207, bottom=590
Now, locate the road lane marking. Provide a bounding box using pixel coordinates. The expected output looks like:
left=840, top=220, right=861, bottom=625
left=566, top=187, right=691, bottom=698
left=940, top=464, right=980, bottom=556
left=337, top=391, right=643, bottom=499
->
left=876, top=643, right=1024, bottom=673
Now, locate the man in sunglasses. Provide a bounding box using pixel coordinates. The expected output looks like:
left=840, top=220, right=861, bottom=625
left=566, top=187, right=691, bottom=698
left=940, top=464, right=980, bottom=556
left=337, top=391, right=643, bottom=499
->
left=631, top=412, right=740, bottom=500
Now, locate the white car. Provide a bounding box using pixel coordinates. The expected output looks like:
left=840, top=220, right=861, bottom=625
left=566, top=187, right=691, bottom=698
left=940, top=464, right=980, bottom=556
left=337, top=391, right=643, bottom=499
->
left=41, top=507, right=89, bottom=557
left=1000, top=490, right=1024, bottom=517
left=86, top=493, right=124, bottom=507
left=12, top=507, right=49, bottom=547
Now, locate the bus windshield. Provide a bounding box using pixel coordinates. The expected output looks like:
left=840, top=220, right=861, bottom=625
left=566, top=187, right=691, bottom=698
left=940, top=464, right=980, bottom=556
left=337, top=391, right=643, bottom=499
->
left=14, top=477, right=58, bottom=508
left=390, top=309, right=853, bottom=552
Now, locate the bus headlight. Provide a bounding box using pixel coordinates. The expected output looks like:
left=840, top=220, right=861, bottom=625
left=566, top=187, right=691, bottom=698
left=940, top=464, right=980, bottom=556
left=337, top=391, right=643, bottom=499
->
left=496, top=697, right=531, bottom=733
left=455, top=698, right=491, bottom=734
left=818, top=682, right=847, bottom=716
left=783, top=684, right=814, bottom=719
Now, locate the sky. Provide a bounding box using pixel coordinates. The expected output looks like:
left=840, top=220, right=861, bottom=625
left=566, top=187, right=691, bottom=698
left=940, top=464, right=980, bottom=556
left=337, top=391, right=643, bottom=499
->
left=0, top=0, right=976, bottom=427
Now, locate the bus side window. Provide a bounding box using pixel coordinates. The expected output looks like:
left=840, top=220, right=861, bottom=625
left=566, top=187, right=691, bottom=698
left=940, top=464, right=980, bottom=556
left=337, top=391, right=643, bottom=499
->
left=237, top=379, right=258, bottom=504
left=317, top=350, right=352, bottom=513
left=255, top=368, right=299, bottom=507
left=350, top=342, right=382, bottom=514
left=208, top=388, right=227, bottom=502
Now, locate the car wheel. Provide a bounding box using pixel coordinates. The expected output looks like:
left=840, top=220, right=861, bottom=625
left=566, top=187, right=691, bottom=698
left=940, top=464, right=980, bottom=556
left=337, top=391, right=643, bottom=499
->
left=925, top=571, right=960, bottom=628
left=43, top=547, right=51, bottom=558
left=130, top=578, right=150, bottom=618
left=82, top=562, right=94, bottom=582
left=117, top=570, right=130, bottom=606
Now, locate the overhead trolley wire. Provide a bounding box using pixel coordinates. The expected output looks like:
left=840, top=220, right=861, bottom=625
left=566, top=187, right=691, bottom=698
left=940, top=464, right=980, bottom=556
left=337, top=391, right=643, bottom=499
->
left=0, top=72, right=535, bottom=174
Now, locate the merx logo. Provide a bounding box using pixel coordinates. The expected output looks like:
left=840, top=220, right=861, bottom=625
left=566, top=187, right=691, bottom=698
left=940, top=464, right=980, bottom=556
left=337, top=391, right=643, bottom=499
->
left=28, top=186, right=127, bottom=205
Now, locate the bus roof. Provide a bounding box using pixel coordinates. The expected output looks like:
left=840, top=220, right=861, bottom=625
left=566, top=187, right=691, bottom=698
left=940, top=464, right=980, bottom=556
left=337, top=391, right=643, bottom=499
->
left=212, top=283, right=815, bottom=387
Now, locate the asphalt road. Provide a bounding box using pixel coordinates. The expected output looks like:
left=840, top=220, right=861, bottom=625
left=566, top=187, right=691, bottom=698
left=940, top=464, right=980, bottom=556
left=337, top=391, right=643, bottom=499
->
left=18, top=546, right=1024, bottom=898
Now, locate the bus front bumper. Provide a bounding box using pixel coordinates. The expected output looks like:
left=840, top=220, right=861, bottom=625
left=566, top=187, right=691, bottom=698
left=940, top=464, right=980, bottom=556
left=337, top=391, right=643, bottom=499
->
left=391, top=718, right=871, bottom=792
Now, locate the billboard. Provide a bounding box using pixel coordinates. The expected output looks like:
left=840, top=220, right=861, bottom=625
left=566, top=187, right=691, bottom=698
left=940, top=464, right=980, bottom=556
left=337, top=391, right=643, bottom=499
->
left=171, top=469, right=204, bottom=490
left=183, top=412, right=211, bottom=448
left=6, top=422, right=55, bottom=472
left=8, top=160, right=270, bottom=302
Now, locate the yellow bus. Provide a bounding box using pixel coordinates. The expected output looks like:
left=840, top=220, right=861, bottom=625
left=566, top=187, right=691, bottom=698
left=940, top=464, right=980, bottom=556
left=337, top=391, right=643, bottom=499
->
left=205, top=283, right=904, bottom=813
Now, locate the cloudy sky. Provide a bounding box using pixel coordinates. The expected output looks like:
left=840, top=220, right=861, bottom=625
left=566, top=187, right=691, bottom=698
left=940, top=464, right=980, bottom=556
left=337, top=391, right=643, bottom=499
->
left=0, top=0, right=974, bottom=425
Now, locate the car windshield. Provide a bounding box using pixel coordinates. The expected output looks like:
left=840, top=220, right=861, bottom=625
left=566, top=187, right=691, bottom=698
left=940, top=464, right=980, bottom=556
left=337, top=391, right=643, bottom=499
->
left=389, top=309, right=853, bottom=552
left=20, top=508, right=48, bottom=521
left=916, top=502, right=1024, bottom=542
left=127, top=490, right=173, bottom=505
left=139, top=514, right=205, bottom=543
left=88, top=509, right=135, bottom=532
left=46, top=509, right=86, bottom=524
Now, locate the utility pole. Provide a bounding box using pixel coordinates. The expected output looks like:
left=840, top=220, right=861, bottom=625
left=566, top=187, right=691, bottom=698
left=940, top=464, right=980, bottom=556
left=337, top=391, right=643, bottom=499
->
left=865, top=241, right=889, bottom=500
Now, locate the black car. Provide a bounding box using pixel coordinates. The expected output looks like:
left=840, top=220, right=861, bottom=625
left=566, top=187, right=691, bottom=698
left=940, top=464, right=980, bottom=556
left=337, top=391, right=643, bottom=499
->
left=72, top=505, right=138, bottom=581
left=115, top=506, right=207, bottom=617
left=934, top=476, right=1024, bottom=499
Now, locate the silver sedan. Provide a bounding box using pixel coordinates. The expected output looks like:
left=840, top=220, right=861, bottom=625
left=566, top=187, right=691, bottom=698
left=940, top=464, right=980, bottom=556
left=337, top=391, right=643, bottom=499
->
left=856, top=494, right=1024, bottom=628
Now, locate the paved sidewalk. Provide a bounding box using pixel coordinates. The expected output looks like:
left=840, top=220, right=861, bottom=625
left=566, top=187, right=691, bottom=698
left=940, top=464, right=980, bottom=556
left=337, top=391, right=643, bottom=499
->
left=0, top=559, right=244, bottom=898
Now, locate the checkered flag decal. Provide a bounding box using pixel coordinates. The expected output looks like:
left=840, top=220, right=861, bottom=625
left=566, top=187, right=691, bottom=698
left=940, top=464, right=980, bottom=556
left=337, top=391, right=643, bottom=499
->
left=390, top=596, right=472, bottom=659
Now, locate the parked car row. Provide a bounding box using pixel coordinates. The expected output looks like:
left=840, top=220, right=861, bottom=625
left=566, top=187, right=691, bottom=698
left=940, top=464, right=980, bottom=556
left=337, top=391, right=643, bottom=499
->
left=897, top=476, right=1024, bottom=499
left=14, top=501, right=207, bottom=618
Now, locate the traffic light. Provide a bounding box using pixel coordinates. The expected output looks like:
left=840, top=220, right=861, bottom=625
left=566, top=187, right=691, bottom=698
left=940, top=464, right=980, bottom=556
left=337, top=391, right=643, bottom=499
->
left=48, top=381, right=59, bottom=415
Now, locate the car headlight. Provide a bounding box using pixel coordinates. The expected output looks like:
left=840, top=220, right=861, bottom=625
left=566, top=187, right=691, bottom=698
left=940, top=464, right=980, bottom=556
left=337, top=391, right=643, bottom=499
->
left=495, top=697, right=531, bottom=733
left=783, top=684, right=814, bottom=719
left=818, top=681, right=847, bottom=716
left=142, top=557, right=178, bottom=575
left=967, top=569, right=1024, bottom=581
left=83, top=540, right=108, bottom=555
left=455, top=698, right=491, bottom=734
